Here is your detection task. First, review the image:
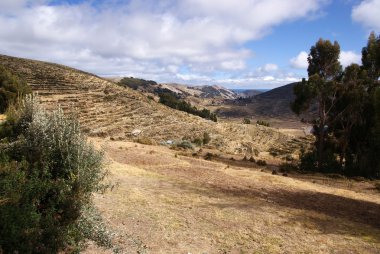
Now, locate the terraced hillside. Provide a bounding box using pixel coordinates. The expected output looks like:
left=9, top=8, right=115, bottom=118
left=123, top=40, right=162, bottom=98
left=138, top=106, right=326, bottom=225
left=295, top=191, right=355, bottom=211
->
left=0, top=54, right=305, bottom=156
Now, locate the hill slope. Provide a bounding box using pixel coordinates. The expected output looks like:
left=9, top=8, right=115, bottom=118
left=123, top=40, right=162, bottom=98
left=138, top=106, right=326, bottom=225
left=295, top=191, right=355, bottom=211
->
left=216, top=83, right=303, bottom=121
left=0, top=54, right=300, bottom=156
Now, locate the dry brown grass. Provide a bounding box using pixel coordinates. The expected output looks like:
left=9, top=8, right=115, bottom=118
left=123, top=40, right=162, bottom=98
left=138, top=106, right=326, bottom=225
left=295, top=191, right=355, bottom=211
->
left=85, top=138, right=380, bottom=254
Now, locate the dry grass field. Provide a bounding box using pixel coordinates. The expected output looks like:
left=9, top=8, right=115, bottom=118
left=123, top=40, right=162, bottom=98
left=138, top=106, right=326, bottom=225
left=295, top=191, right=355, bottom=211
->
left=84, top=138, right=380, bottom=254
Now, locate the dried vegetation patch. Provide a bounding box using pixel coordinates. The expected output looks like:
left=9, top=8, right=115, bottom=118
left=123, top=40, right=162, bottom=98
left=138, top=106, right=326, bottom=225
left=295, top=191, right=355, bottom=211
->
left=86, top=138, right=380, bottom=254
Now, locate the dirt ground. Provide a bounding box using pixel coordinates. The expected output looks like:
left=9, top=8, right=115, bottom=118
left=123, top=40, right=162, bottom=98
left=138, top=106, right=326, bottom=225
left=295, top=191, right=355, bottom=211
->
left=83, top=138, right=380, bottom=254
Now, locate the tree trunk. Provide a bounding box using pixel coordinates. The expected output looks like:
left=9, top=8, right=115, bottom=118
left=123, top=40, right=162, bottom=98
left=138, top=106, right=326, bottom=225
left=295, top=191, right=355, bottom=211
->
left=317, top=123, right=324, bottom=170
left=317, top=100, right=326, bottom=170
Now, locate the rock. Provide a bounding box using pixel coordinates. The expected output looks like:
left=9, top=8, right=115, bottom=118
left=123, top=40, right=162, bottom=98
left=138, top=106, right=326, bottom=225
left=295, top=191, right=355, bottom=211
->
left=272, top=170, right=278, bottom=175
left=131, top=129, right=142, bottom=136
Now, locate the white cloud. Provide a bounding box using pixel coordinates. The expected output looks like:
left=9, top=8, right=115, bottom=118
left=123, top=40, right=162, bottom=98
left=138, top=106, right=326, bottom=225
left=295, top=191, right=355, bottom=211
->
left=290, top=50, right=361, bottom=70
left=263, top=76, right=275, bottom=81
left=290, top=51, right=309, bottom=69
left=352, top=0, right=380, bottom=32
left=340, top=50, right=361, bottom=67
left=263, top=63, right=279, bottom=72
left=0, top=0, right=328, bottom=87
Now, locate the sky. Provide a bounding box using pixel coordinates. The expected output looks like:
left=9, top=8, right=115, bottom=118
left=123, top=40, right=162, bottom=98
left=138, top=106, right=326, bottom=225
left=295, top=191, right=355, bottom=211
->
left=0, top=0, right=379, bottom=89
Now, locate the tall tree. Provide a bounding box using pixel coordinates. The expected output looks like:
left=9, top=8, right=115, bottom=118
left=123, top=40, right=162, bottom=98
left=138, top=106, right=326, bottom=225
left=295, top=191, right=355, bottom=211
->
left=292, top=39, right=342, bottom=170
left=361, top=32, right=380, bottom=81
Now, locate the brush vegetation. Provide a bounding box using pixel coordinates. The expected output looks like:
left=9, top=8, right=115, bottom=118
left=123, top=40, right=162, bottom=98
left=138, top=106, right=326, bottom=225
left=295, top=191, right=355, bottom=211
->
left=0, top=96, right=112, bottom=253
left=0, top=64, right=31, bottom=113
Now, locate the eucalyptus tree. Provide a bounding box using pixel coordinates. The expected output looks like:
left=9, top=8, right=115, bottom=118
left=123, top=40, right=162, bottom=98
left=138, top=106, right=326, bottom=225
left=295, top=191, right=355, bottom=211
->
left=292, top=39, right=342, bottom=170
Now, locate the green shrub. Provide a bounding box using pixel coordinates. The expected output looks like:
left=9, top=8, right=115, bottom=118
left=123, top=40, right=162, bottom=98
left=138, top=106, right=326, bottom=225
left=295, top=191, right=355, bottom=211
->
left=299, top=150, right=341, bottom=173
left=203, top=132, right=211, bottom=145
left=279, top=163, right=298, bottom=173
left=0, top=95, right=111, bottom=253
left=192, top=138, right=203, bottom=146
left=177, top=141, right=194, bottom=150
left=243, top=118, right=251, bottom=124
left=204, top=152, right=213, bottom=160
left=0, top=65, right=31, bottom=113
left=256, top=159, right=267, bottom=166
left=256, top=120, right=270, bottom=127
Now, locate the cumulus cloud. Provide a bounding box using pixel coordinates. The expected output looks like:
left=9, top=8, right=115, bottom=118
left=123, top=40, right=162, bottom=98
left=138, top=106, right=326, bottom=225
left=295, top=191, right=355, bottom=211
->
left=340, top=50, right=361, bottom=67
left=0, top=0, right=327, bottom=87
left=290, top=50, right=361, bottom=70
left=352, top=0, right=380, bottom=32
left=261, top=63, right=279, bottom=72
left=290, top=51, right=309, bottom=69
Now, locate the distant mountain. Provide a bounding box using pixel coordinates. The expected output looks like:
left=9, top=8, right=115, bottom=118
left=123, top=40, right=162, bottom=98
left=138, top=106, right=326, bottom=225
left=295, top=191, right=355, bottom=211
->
left=116, top=77, right=239, bottom=100
left=216, top=82, right=303, bottom=119
left=232, top=89, right=267, bottom=98
left=254, top=83, right=296, bottom=100
left=195, top=85, right=237, bottom=100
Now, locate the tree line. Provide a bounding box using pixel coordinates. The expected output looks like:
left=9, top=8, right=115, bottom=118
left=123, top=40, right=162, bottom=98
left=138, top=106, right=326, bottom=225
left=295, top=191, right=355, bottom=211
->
left=158, top=91, right=218, bottom=122
left=292, top=32, right=380, bottom=178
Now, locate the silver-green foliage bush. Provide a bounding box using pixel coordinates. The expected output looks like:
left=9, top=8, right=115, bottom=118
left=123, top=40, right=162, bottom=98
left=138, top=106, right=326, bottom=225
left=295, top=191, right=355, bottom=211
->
left=0, top=95, right=111, bottom=253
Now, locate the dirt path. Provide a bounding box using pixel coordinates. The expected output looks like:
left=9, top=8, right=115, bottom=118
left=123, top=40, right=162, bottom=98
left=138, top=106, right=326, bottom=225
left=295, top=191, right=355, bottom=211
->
left=86, top=138, right=380, bottom=254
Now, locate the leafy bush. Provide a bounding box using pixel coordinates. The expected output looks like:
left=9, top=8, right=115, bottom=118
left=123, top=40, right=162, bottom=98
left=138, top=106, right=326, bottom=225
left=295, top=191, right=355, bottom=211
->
left=256, top=120, right=270, bottom=127
left=0, top=96, right=111, bottom=253
left=243, top=118, right=251, bottom=124
left=204, top=152, right=213, bottom=160
left=279, top=163, right=298, bottom=173
left=299, top=149, right=341, bottom=173
left=256, top=160, right=267, bottom=166
left=0, top=65, right=31, bottom=113
left=203, top=132, right=211, bottom=145
left=192, top=138, right=203, bottom=146
left=176, top=141, right=194, bottom=150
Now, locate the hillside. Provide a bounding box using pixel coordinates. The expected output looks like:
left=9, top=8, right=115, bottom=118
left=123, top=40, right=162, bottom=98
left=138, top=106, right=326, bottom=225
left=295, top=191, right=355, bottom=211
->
left=233, top=89, right=265, bottom=98
left=248, top=83, right=299, bottom=118
left=255, top=83, right=296, bottom=100
left=115, top=76, right=238, bottom=100
left=0, top=54, right=303, bottom=157
left=215, top=82, right=311, bottom=125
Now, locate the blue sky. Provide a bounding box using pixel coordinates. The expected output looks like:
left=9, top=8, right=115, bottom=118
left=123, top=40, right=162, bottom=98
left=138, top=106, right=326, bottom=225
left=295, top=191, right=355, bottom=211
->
left=0, top=0, right=379, bottom=89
